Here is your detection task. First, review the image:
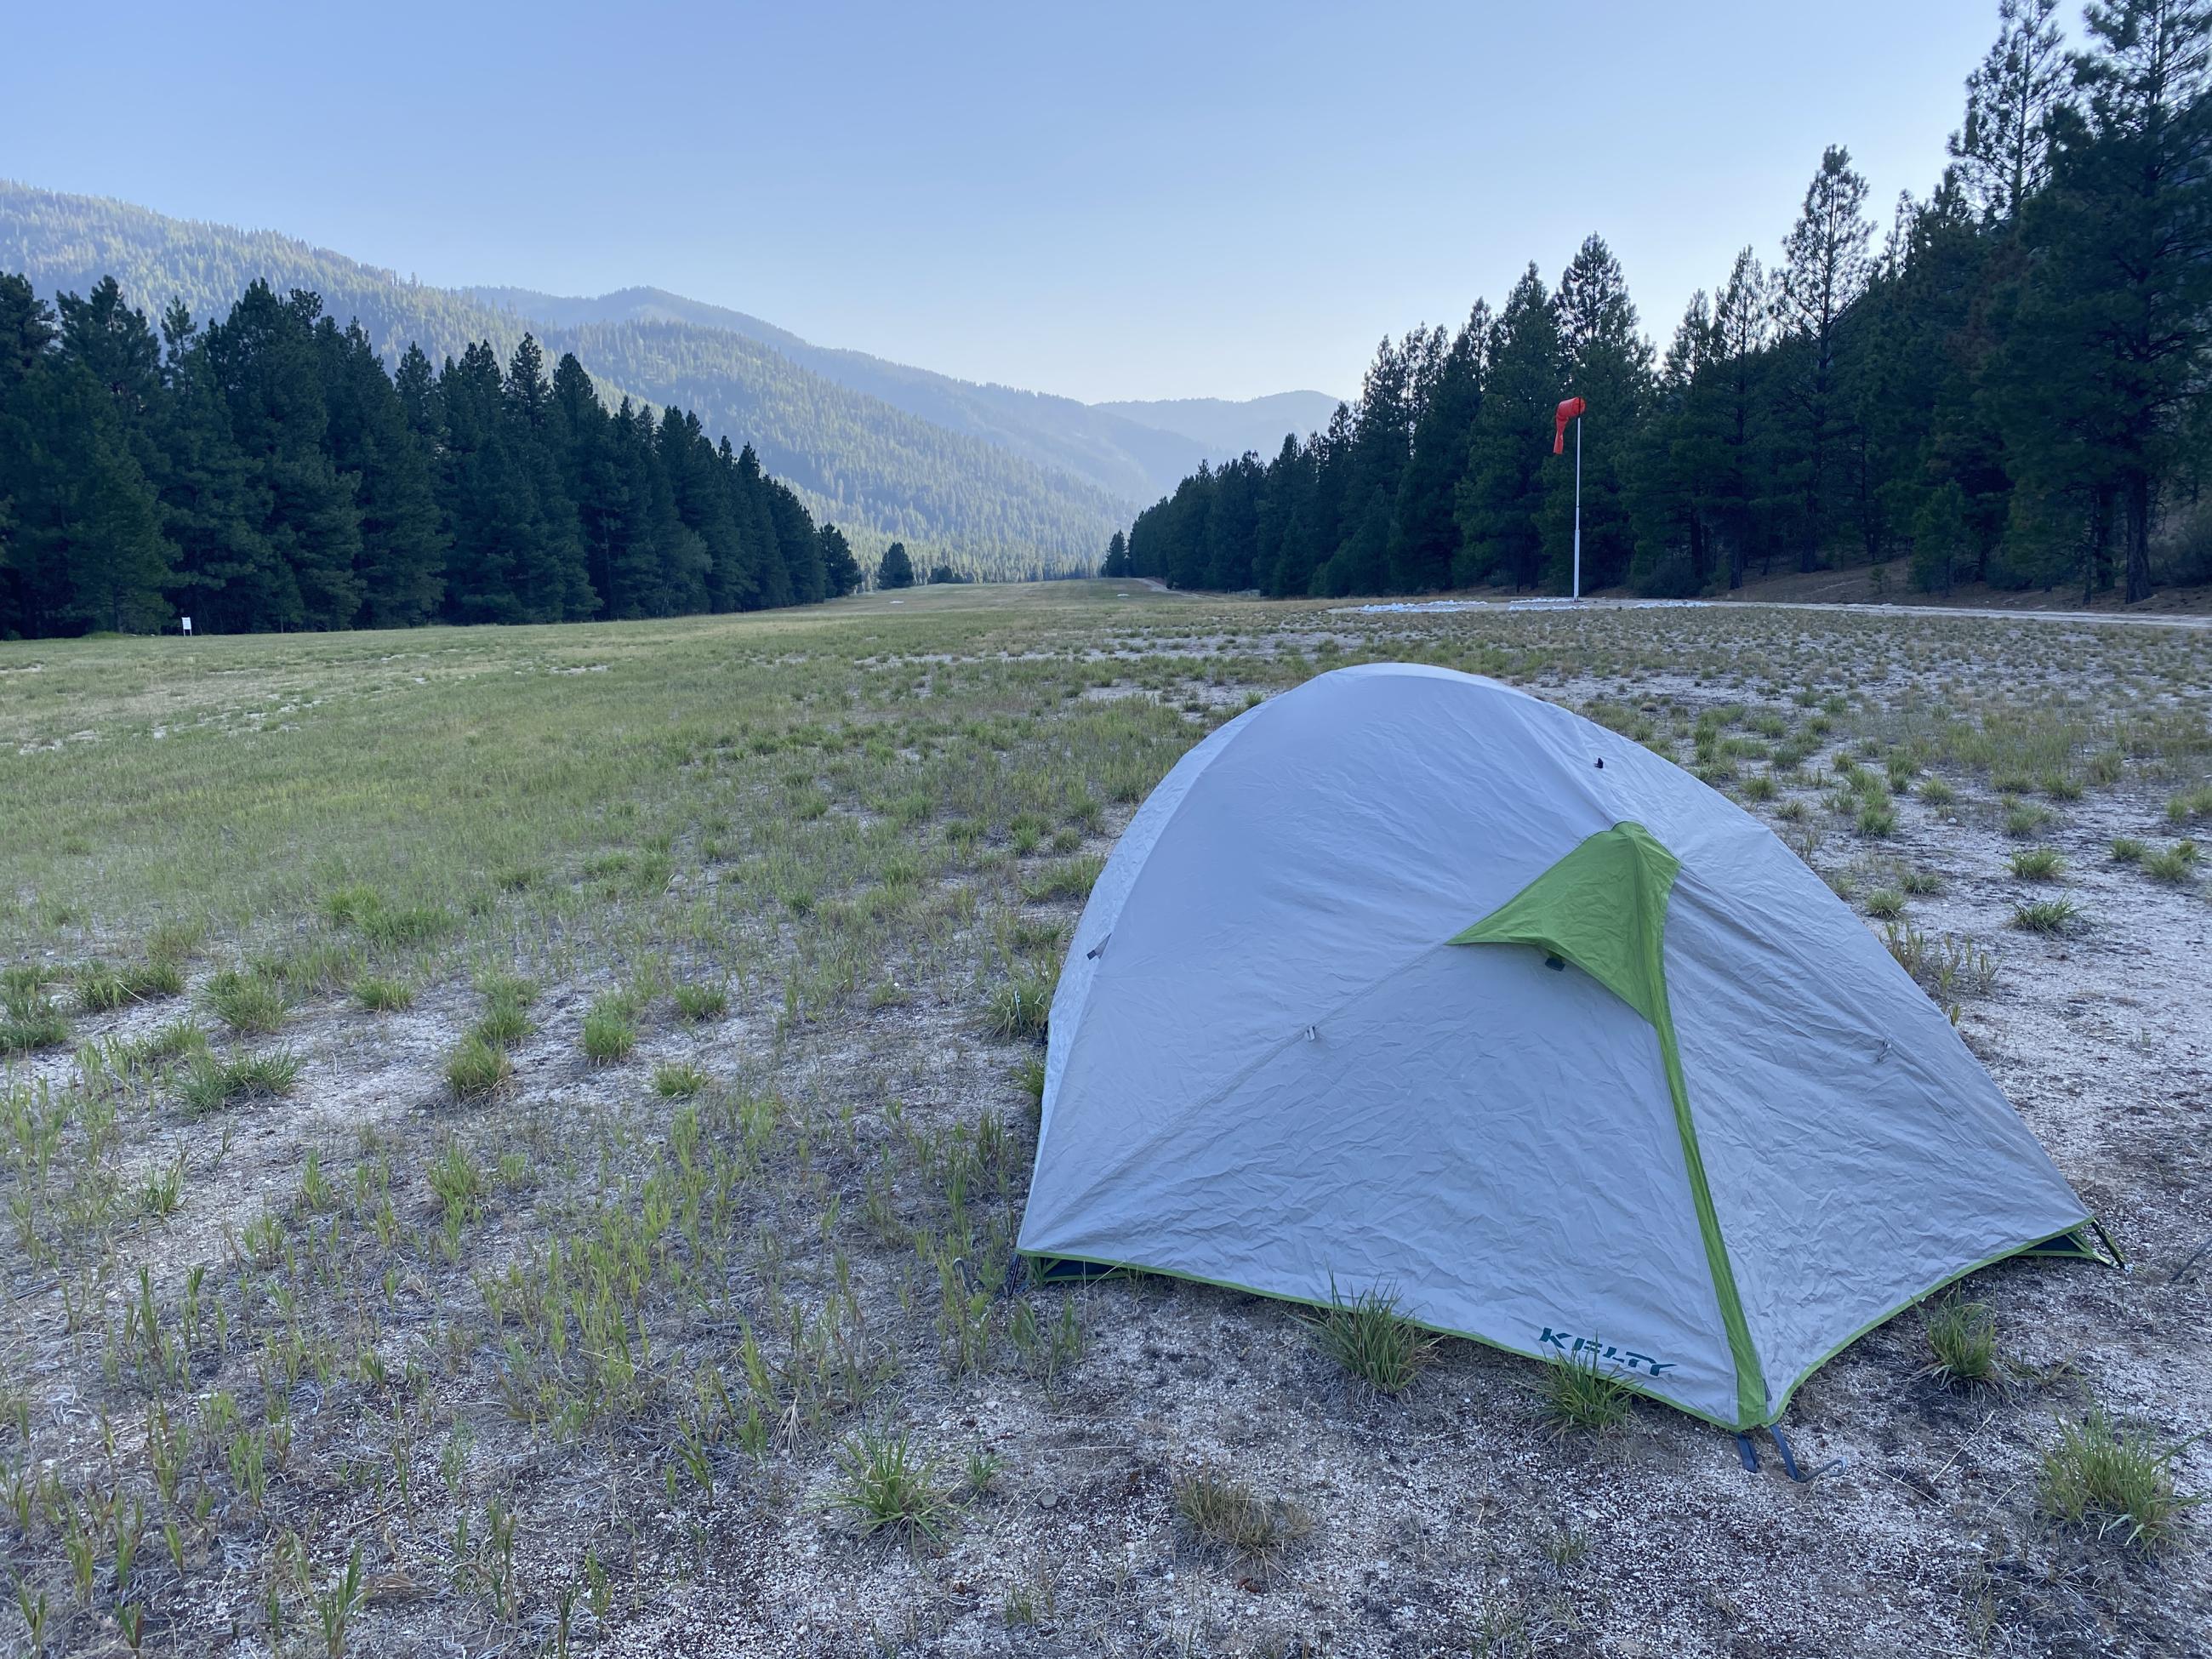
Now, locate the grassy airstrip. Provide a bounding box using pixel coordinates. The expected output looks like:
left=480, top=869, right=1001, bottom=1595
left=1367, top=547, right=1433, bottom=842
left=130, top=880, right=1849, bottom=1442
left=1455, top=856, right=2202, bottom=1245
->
left=2, top=581, right=2208, bottom=1656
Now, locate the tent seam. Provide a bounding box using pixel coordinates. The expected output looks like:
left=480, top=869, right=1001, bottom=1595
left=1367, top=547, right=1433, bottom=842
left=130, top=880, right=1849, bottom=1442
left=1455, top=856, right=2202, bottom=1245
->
left=1452, top=821, right=1770, bottom=1428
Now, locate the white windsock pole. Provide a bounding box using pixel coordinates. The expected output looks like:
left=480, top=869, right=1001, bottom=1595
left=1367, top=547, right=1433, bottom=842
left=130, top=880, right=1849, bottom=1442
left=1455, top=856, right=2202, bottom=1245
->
left=1554, top=396, right=1587, bottom=601
left=1573, top=414, right=1583, bottom=601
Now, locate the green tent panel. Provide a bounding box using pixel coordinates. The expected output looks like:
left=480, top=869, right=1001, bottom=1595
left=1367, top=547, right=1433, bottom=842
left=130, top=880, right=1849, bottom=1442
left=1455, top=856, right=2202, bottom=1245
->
left=1019, top=664, right=2092, bottom=1428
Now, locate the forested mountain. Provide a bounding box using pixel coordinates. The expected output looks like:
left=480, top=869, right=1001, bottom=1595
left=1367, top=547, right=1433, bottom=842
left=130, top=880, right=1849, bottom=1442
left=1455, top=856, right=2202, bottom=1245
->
left=474, top=285, right=1219, bottom=503
left=1097, top=392, right=1345, bottom=465
left=0, top=184, right=1126, bottom=575
left=1113, top=0, right=2212, bottom=607
left=0, top=274, right=864, bottom=638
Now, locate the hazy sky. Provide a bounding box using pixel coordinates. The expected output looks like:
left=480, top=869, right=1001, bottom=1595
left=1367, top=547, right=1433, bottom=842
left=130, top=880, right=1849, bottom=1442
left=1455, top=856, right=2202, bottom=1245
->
left=5, top=1, right=2014, bottom=404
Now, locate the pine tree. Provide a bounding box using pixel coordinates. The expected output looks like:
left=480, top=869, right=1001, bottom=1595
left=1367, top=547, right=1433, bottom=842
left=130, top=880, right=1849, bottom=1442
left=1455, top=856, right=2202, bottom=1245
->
left=202, top=283, right=362, bottom=627
left=154, top=304, right=284, bottom=632
left=322, top=321, right=444, bottom=625
left=1775, top=147, right=1875, bottom=567
left=2000, top=0, right=2212, bottom=602
left=1950, top=0, right=2072, bottom=222
left=1540, top=236, right=1653, bottom=590
left=1455, top=266, right=1563, bottom=589
left=1388, top=305, right=1486, bottom=592
left=876, top=539, right=915, bottom=589
left=819, top=522, right=863, bottom=596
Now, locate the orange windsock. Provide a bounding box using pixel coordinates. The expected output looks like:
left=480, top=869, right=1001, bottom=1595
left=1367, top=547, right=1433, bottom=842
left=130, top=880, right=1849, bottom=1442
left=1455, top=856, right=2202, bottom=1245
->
left=1553, top=396, right=1587, bottom=455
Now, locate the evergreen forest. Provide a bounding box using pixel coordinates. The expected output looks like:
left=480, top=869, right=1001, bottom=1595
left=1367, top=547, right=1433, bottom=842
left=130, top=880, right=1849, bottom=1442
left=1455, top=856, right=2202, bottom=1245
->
left=1109, top=2, right=2212, bottom=606
left=0, top=276, right=864, bottom=637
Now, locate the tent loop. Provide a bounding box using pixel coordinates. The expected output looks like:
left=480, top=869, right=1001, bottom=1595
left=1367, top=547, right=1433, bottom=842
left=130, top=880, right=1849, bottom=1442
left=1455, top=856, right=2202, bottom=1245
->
left=1738, top=1425, right=1846, bottom=1484
left=1768, top=1423, right=1846, bottom=1484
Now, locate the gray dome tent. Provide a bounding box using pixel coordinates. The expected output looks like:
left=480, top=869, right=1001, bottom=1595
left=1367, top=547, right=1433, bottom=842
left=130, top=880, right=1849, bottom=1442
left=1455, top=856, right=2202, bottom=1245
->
left=1018, top=663, right=2095, bottom=1429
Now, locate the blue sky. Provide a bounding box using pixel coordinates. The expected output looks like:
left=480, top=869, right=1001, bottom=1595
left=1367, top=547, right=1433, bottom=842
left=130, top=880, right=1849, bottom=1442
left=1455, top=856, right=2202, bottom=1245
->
left=4, top=1, right=2013, bottom=403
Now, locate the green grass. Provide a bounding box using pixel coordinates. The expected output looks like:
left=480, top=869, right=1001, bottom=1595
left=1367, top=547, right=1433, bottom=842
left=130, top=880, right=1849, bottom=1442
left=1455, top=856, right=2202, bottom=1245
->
left=652, top=1062, right=708, bottom=1098
left=325, top=887, right=456, bottom=949
left=2110, top=836, right=2147, bottom=864
left=983, top=977, right=1051, bottom=1042
left=2166, top=784, right=2212, bottom=824
left=73, top=959, right=184, bottom=1012
left=671, top=982, right=727, bottom=1022
left=0, top=996, right=71, bottom=1054
left=1019, top=855, right=1104, bottom=903
left=1540, top=1347, right=1633, bottom=1436
left=1013, top=1055, right=1046, bottom=1120
left=146, top=918, right=204, bottom=966
left=128, top=1018, right=207, bottom=1063
left=204, top=969, right=286, bottom=1035
left=1302, top=1282, right=1437, bottom=1394
left=2007, top=847, right=2063, bottom=881
left=1171, top=1469, right=1310, bottom=1559
left=825, top=1428, right=955, bottom=1545
left=474, top=1000, right=533, bottom=1047
left=581, top=997, right=638, bottom=1063
left=445, top=1034, right=513, bottom=1099
left=2011, top=898, right=2081, bottom=936
left=2144, top=841, right=2200, bottom=885
left=2037, top=1408, right=2200, bottom=1550
left=1920, top=1296, right=1998, bottom=1390
left=4, top=582, right=2210, bottom=1652
left=352, top=976, right=414, bottom=1012
left=1863, top=889, right=1907, bottom=921
left=179, top=1047, right=300, bottom=1113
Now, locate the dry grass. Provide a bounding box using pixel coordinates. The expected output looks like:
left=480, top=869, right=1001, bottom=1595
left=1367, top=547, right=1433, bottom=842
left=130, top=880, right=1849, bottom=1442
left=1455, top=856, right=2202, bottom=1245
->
left=1, top=584, right=2207, bottom=1656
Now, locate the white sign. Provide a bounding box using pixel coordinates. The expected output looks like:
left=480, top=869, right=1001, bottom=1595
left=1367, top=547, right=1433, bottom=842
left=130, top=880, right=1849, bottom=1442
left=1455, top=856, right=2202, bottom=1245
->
left=180, top=617, right=192, bottom=635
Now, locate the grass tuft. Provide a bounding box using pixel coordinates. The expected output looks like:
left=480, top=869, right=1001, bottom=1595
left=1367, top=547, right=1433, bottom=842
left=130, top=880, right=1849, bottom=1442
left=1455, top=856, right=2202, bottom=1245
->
left=1921, top=1295, right=1999, bottom=1390
left=581, top=996, right=638, bottom=1063
left=652, top=1062, right=708, bottom=1097
left=1302, top=1282, right=1436, bottom=1394
left=0, top=995, right=71, bottom=1054
left=983, top=977, right=1051, bottom=1042
left=2144, top=841, right=2200, bottom=885
left=2011, top=897, right=2081, bottom=936
left=1172, top=1469, right=1310, bottom=1560
left=2037, top=1408, right=2200, bottom=1550
left=360, top=903, right=456, bottom=948
left=446, top=1034, right=513, bottom=1099
left=146, top=919, right=204, bottom=966
left=1540, top=1347, right=1634, bottom=1437
left=352, top=976, right=414, bottom=1012
left=826, top=1428, right=955, bottom=1545
left=2007, top=847, right=2064, bottom=881
left=205, top=969, right=287, bottom=1035
left=672, top=982, right=728, bottom=1022
left=180, top=1047, right=300, bottom=1113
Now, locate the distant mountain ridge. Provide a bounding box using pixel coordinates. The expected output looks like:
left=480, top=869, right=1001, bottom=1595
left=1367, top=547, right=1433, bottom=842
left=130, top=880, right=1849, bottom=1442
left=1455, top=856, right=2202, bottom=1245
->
left=470, top=283, right=1221, bottom=504
left=1, top=181, right=1338, bottom=576
left=1099, top=391, right=1344, bottom=463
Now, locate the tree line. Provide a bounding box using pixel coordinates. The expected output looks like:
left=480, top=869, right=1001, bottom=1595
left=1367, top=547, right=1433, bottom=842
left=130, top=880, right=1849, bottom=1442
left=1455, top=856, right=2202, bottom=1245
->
left=1108, top=1, right=2212, bottom=605
left=0, top=276, right=866, bottom=638
left=2, top=181, right=1130, bottom=582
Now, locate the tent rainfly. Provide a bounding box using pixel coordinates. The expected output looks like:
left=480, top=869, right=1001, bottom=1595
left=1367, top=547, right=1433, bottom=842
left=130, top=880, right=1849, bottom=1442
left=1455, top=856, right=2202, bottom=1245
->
left=1018, top=663, right=2098, bottom=1429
